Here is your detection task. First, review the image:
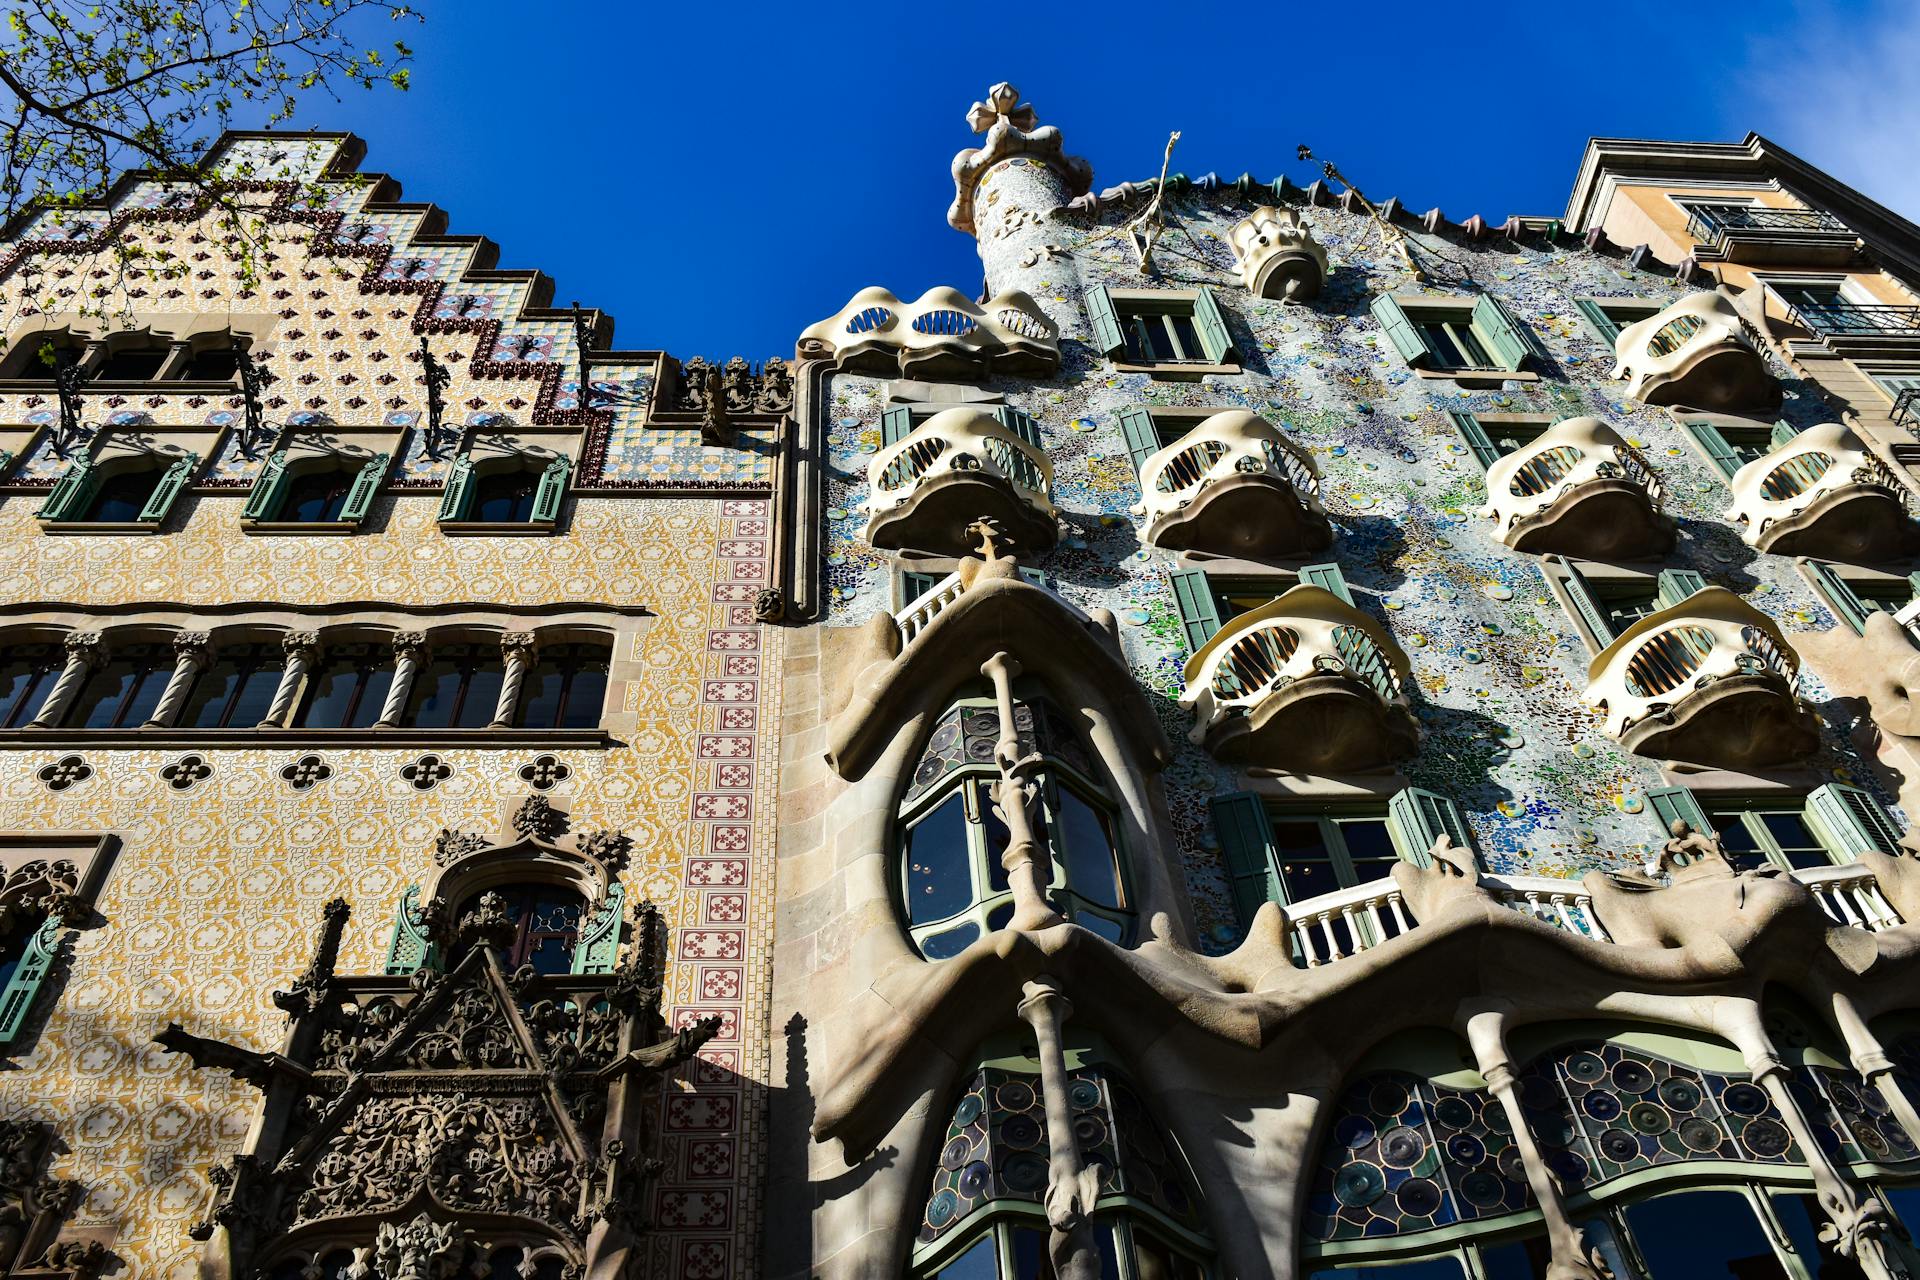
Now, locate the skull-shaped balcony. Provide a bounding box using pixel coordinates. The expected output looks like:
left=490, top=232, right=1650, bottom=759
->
left=1479, top=417, right=1674, bottom=560
left=796, top=285, right=1060, bottom=379
left=1726, top=422, right=1919, bottom=561
left=1613, top=291, right=1781, bottom=414
left=1134, top=410, right=1332, bottom=557
left=1583, top=586, right=1816, bottom=770
left=1228, top=206, right=1329, bottom=302
left=1179, top=585, right=1418, bottom=772
left=863, top=407, right=1057, bottom=557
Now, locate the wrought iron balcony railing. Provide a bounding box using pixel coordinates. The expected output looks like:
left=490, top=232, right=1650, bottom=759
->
left=1789, top=302, right=1920, bottom=339
left=1895, top=386, right=1920, bottom=435
left=1685, top=204, right=1849, bottom=241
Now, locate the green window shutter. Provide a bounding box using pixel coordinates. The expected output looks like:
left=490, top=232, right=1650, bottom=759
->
left=1387, top=787, right=1475, bottom=870
left=337, top=452, right=390, bottom=526
left=138, top=452, right=199, bottom=524
left=1209, top=791, right=1283, bottom=922
left=242, top=450, right=293, bottom=520
left=1574, top=299, right=1622, bottom=346
left=383, top=886, right=437, bottom=976
left=992, top=406, right=1043, bottom=448
left=1169, top=568, right=1222, bottom=654
left=1192, top=287, right=1237, bottom=363
left=1681, top=420, right=1741, bottom=480
left=1557, top=560, right=1614, bottom=646
left=530, top=456, right=572, bottom=525
left=879, top=406, right=914, bottom=446
left=1770, top=420, right=1800, bottom=448
left=1016, top=567, right=1048, bottom=589
left=1645, top=785, right=1713, bottom=839
left=1448, top=411, right=1502, bottom=471
left=1908, top=571, right=1920, bottom=601
left=438, top=453, right=476, bottom=522
left=0, top=449, right=14, bottom=479
left=1656, top=568, right=1709, bottom=610
left=1298, top=562, right=1354, bottom=606
left=1369, top=295, right=1431, bottom=367
left=1473, top=295, right=1533, bottom=371
left=1118, top=407, right=1163, bottom=477
left=0, top=917, right=63, bottom=1046
left=573, top=883, right=626, bottom=974
left=1085, top=285, right=1125, bottom=358
left=1806, top=561, right=1872, bottom=634
left=37, top=454, right=98, bottom=522
left=1805, top=784, right=1903, bottom=861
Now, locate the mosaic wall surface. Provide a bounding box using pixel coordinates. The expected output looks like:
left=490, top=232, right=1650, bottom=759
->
left=814, top=189, right=1894, bottom=946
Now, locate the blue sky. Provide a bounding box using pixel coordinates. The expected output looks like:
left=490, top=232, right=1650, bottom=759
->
left=296, top=0, right=1919, bottom=357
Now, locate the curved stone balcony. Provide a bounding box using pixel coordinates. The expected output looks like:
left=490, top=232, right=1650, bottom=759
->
left=1133, top=410, right=1332, bottom=557
left=1228, top=206, right=1328, bottom=301
left=1478, top=416, right=1674, bottom=560
left=1726, top=421, right=1919, bottom=561
left=863, top=407, right=1057, bottom=557
left=1179, top=585, right=1418, bottom=772
left=1583, top=586, right=1816, bottom=770
left=1612, top=291, right=1781, bottom=413
left=796, top=285, right=1059, bottom=379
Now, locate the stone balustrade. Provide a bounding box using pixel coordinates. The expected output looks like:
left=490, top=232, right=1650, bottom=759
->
left=1479, top=416, right=1673, bottom=559
left=1133, top=410, right=1330, bottom=557
left=1725, top=421, right=1918, bottom=560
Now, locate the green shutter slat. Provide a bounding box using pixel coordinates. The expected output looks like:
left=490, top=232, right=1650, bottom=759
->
left=1209, top=791, right=1283, bottom=922
left=1369, top=295, right=1431, bottom=367
left=1193, top=287, right=1237, bottom=363
left=0, top=917, right=62, bottom=1045
left=1169, top=568, right=1222, bottom=654
left=138, top=452, right=198, bottom=524
left=337, top=452, right=389, bottom=526
left=530, top=456, right=571, bottom=525
left=1657, top=568, right=1709, bottom=610
left=1473, top=295, right=1532, bottom=371
left=383, top=885, right=436, bottom=976
left=242, top=450, right=292, bottom=520
left=1681, top=420, right=1742, bottom=480
left=37, top=453, right=98, bottom=522
left=993, top=406, right=1043, bottom=448
left=1016, top=567, right=1048, bottom=588
left=1645, top=786, right=1713, bottom=840
left=1557, top=559, right=1614, bottom=647
left=1806, top=784, right=1903, bottom=861
left=1574, top=299, right=1622, bottom=346
left=879, top=406, right=914, bottom=446
left=1118, top=407, right=1163, bottom=477
left=573, top=883, right=625, bottom=974
left=1807, top=561, right=1872, bottom=634
left=1770, top=420, right=1801, bottom=448
left=1085, top=286, right=1125, bottom=358
left=1448, top=411, right=1502, bottom=471
left=1387, top=787, right=1474, bottom=870
left=1298, top=562, right=1354, bottom=606
left=438, top=454, right=476, bottom=522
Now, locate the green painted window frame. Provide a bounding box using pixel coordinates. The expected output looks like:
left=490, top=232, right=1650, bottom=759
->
left=1646, top=783, right=1903, bottom=868
left=244, top=450, right=390, bottom=528
left=36, top=453, right=98, bottom=522
left=39, top=450, right=199, bottom=527
left=1169, top=568, right=1224, bottom=655
left=1118, top=406, right=1162, bottom=477
left=991, top=406, right=1043, bottom=448
left=1680, top=418, right=1787, bottom=482
left=1370, top=296, right=1535, bottom=374
left=880, top=405, right=914, bottom=446
left=1552, top=559, right=1670, bottom=650
left=1386, top=787, right=1475, bottom=870
left=1804, top=562, right=1920, bottom=634
left=1656, top=568, right=1708, bottom=609
left=1575, top=298, right=1662, bottom=348
left=138, top=452, right=199, bottom=524
left=0, top=916, right=65, bottom=1048
left=1088, top=286, right=1238, bottom=366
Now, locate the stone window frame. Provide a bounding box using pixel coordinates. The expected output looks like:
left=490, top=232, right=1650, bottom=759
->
left=1086, top=285, right=1240, bottom=379
left=436, top=422, right=579, bottom=536
left=240, top=424, right=399, bottom=535
left=0, top=312, right=279, bottom=391
left=1370, top=293, right=1544, bottom=387
left=33, top=423, right=219, bottom=534
left=0, top=830, right=118, bottom=1054
left=0, top=608, right=640, bottom=745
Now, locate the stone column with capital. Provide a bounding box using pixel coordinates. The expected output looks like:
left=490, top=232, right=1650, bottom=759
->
left=29, top=632, right=104, bottom=729
left=373, top=632, right=429, bottom=729
left=259, top=632, right=321, bottom=728
left=144, top=632, right=212, bottom=727
left=490, top=631, right=538, bottom=728
left=1016, top=977, right=1101, bottom=1280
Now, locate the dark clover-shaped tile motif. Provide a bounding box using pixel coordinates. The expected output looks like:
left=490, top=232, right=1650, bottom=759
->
left=400, top=753, right=452, bottom=792
left=37, top=754, right=92, bottom=793
left=159, top=754, right=213, bottom=792
left=518, top=753, right=571, bottom=792
left=280, top=754, right=333, bottom=792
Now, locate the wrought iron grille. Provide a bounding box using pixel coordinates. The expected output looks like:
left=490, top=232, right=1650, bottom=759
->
left=1685, top=204, right=1850, bottom=241
left=1789, top=303, right=1920, bottom=338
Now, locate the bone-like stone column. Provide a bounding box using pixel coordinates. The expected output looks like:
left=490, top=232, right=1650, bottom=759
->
left=143, top=631, right=211, bottom=727
left=1017, top=977, right=1101, bottom=1280
left=1464, top=1010, right=1606, bottom=1280
left=259, top=631, right=321, bottom=728
left=489, top=631, right=538, bottom=728
left=372, top=631, right=429, bottom=728
left=1827, top=989, right=1920, bottom=1157
left=28, top=631, right=103, bottom=729
left=980, top=651, right=1062, bottom=931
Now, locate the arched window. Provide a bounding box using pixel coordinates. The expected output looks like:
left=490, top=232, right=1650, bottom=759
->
left=0, top=644, right=62, bottom=728
left=281, top=466, right=358, bottom=523
left=93, top=337, right=169, bottom=381
left=406, top=642, right=504, bottom=729
left=69, top=641, right=171, bottom=727
left=82, top=466, right=165, bottom=522
left=180, top=642, right=285, bottom=728
left=454, top=882, right=585, bottom=976
left=898, top=693, right=1131, bottom=959
left=296, top=642, right=394, bottom=728
left=515, top=642, right=611, bottom=729
left=473, top=468, right=539, bottom=523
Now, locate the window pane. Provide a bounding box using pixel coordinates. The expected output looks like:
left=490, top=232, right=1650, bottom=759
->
left=283, top=469, right=351, bottom=522
left=97, top=346, right=168, bottom=380
left=515, top=644, right=610, bottom=729
left=1759, top=811, right=1829, bottom=869
left=470, top=882, right=584, bottom=976
left=182, top=346, right=240, bottom=380
left=919, top=921, right=981, bottom=960
left=1008, top=1227, right=1058, bottom=1279
left=1622, top=1190, right=1790, bottom=1279
left=1770, top=1192, right=1866, bottom=1280
left=1145, top=315, right=1179, bottom=362
left=1709, top=812, right=1772, bottom=873
left=1271, top=820, right=1341, bottom=900
left=181, top=646, right=282, bottom=729
left=407, top=660, right=467, bottom=728
left=1454, top=323, right=1495, bottom=369
left=473, top=468, right=537, bottom=523
left=1881, top=1183, right=1920, bottom=1242
left=87, top=470, right=159, bottom=522
left=72, top=645, right=169, bottom=728
left=455, top=663, right=504, bottom=729
left=931, top=1235, right=999, bottom=1280
left=1213, top=587, right=1279, bottom=621
left=298, top=647, right=392, bottom=728
left=1338, top=819, right=1399, bottom=883
left=1169, top=314, right=1202, bottom=361
left=905, top=793, right=974, bottom=926
left=980, top=784, right=1012, bottom=894
left=1420, top=322, right=1468, bottom=369
left=1056, top=787, right=1122, bottom=909
left=0, top=647, right=59, bottom=728
left=1478, top=1234, right=1552, bottom=1279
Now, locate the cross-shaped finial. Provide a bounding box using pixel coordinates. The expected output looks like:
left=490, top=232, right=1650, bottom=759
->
left=967, top=83, right=1036, bottom=135
left=966, top=517, right=1016, bottom=563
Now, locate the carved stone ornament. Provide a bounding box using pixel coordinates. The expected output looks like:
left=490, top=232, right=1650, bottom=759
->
left=433, top=828, right=490, bottom=866
left=949, top=83, right=1092, bottom=235
left=753, top=587, right=785, bottom=624
left=0, top=860, right=84, bottom=935
left=511, top=793, right=567, bottom=842
left=0, top=1118, right=111, bottom=1280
